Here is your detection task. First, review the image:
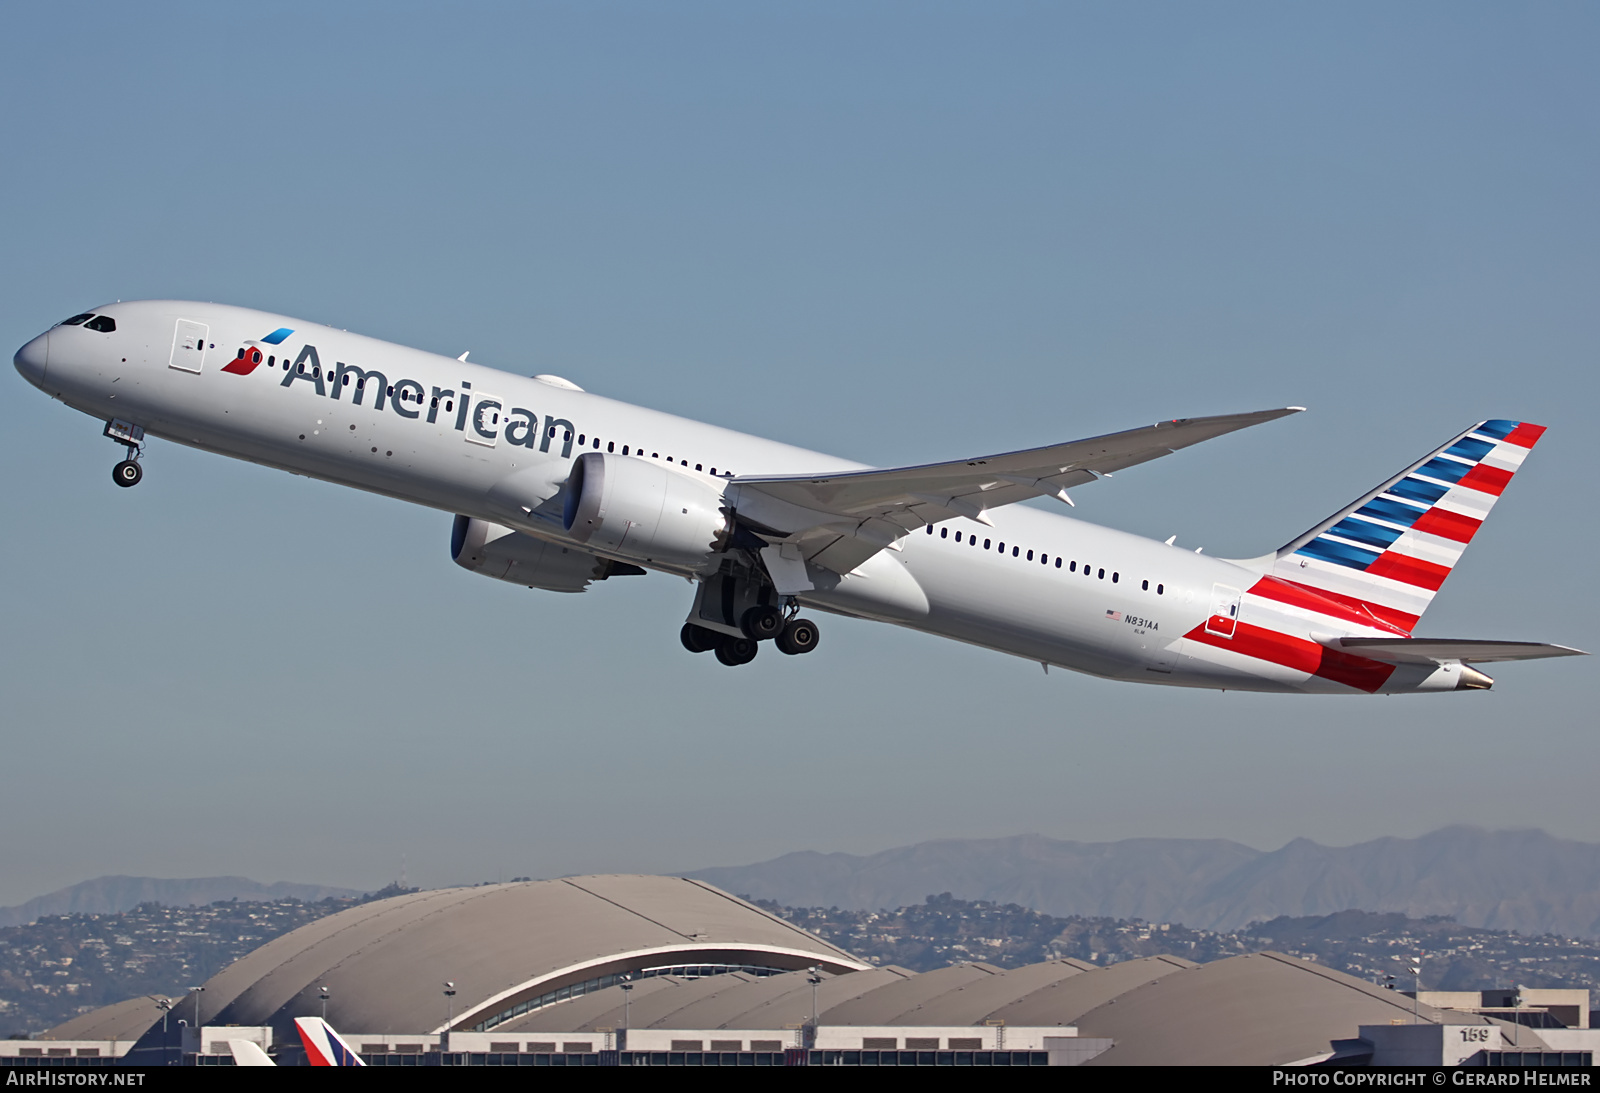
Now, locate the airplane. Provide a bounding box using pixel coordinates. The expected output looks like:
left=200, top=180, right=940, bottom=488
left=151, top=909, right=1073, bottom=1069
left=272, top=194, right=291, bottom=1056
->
left=13, top=300, right=1584, bottom=694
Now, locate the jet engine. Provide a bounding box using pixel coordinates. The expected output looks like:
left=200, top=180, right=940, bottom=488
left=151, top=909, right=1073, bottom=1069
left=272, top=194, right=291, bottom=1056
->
left=451, top=516, right=643, bottom=593
left=561, top=452, right=731, bottom=570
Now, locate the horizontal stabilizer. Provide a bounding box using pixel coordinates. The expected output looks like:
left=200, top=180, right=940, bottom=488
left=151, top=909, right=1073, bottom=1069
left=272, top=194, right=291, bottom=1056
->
left=1329, top=638, right=1587, bottom=666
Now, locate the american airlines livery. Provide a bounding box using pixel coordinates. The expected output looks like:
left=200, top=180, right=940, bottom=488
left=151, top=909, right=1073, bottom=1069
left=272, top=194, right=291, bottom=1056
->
left=14, top=301, right=1583, bottom=693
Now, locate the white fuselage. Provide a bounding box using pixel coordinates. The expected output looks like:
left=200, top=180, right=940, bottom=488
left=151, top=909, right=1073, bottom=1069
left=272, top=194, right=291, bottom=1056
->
left=14, top=300, right=1461, bottom=694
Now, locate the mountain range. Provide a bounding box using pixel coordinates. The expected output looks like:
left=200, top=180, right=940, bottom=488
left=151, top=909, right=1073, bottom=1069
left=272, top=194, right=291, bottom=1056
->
left=0, top=875, right=361, bottom=928
left=684, top=826, right=1600, bottom=938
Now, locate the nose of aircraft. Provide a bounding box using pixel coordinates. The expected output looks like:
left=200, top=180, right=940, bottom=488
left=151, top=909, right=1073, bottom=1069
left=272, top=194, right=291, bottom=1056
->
left=14, top=330, right=49, bottom=388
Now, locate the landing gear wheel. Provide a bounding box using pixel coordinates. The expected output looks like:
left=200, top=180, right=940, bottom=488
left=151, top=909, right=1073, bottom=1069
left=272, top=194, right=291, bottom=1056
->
left=680, top=623, right=721, bottom=654
left=776, top=617, right=820, bottom=656
left=740, top=604, right=784, bottom=641
left=714, top=636, right=759, bottom=667
left=112, top=460, right=143, bottom=488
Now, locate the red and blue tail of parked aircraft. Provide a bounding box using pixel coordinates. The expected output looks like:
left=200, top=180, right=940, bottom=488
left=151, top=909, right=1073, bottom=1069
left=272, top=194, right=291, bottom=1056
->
left=296, top=1016, right=367, bottom=1066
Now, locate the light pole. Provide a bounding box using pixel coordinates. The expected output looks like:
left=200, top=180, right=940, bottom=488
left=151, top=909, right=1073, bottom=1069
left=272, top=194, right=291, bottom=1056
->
left=153, top=997, right=172, bottom=1066
left=188, top=986, right=205, bottom=1059
left=442, top=981, right=457, bottom=1058
left=620, top=975, right=633, bottom=1052
left=806, top=966, right=823, bottom=1050
left=1408, top=958, right=1421, bottom=1024
left=319, top=985, right=330, bottom=1022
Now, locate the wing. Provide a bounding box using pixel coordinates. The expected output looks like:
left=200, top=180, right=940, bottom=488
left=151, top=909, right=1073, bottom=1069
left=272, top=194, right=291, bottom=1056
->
left=1331, top=639, right=1587, bottom=665
left=732, top=407, right=1302, bottom=575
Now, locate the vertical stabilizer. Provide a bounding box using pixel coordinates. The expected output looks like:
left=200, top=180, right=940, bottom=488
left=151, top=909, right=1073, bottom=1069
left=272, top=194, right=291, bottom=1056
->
left=1263, top=419, right=1545, bottom=633
left=295, top=1016, right=367, bottom=1066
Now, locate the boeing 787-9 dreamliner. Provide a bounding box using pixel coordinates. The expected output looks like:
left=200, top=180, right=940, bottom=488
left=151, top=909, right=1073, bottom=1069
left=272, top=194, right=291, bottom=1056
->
left=14, top=302, right=1584, bottom=693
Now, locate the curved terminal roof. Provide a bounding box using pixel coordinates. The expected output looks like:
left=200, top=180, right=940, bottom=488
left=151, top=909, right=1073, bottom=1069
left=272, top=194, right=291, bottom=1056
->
left=123, top=875, right=864, bottom=1053
left=991, top=954, right=1195, bottom=1026
left=42, top=993, right=178, bottom=1044
left=496, top=965, right=914, bottom=1034
left=1076, top=951, right=1467, bottom=1066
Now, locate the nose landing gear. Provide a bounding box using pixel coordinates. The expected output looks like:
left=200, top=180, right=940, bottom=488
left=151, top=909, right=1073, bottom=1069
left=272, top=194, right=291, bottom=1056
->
left=103, top=419, right=146, bottom=488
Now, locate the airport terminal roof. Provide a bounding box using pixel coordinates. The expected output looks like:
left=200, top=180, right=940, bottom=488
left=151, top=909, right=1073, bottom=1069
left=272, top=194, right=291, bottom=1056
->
left=42, top=993, right=177, bottom=1045
left=1075, top=951, right=1468, bottom=1066
left=118, top=875, right=864, bottom=1050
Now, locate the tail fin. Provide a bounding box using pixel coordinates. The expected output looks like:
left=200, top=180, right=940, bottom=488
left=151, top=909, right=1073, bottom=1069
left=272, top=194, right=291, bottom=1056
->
left=295, top=1016, right=367, bottom=1066
left=227, top=1040, right=276, bottom=1066
left=1266, top=419, right=1545, bottom=634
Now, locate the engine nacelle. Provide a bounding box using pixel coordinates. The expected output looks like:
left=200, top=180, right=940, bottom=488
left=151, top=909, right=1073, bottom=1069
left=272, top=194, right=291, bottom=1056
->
left=562, top=452, right=731, bottom=570
left=451, top=516, right=641, bottom=593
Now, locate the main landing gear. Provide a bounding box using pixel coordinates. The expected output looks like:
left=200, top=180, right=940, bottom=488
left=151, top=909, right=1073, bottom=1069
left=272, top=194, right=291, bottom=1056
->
left=103, top=419, right=146, bottom=488
left=679, top=602, right=822, bottom=668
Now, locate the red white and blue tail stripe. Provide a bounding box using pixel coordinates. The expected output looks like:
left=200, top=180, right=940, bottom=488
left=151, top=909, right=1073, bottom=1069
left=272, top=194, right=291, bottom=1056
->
left=295, top=1016, right=366, bottom=1066
left=1264, top=419, right=1545, bottom=634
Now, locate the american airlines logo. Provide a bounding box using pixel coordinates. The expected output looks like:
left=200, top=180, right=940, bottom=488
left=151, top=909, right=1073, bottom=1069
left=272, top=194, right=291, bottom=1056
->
left=224, top=334, right=577, bottom=455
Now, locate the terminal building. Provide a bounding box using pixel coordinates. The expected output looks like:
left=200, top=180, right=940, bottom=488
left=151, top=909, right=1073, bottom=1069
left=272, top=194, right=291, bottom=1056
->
left=4, top=875, right=1594, bottom=1067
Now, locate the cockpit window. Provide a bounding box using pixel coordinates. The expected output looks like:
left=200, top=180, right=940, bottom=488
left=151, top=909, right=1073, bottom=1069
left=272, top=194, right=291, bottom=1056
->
left=84, top=316, right=117, bottom=332
left=59, top=313, right=94, bottom=326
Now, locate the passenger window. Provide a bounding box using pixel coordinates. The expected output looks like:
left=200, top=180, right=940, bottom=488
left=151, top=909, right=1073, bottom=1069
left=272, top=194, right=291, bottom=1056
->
left=696, top=463, right=703, bottom=471
left=984, top=539, right=991, bottom=550
left=608, top=442, right=615, bottom=453
left=998, top=542, right=1005, bottom=553
left=85, top=315, right=116, bottom=332
left=1027, top=550, right=1034, bottom=561
left=623, top=445, right=630, bottom=455
left=1098, top=568, right=1105, bottom=579
left=578, top=434, right=585, bottom=445
left=1112, top=572, right=1119, bottom=583
left=926, top=525, right=934, bottom=535
left=1012, top=546, right=1019, bottom=557
left=267, top=355, right=274, bottom=366
left=970, top=535, right=978, bottom=545
left=1157, top=584, right=1164, bottom=595
left=1142, top=580, right=1148, bottom=590
left=940, top=528, right=948, bottom=539
left=1070, top=561, right=1076, bottom=572
left=1055, top=558, right=1062, bottom=569
left=709, top=467, right=716, bottom=475
left=59, top=313, right=94, bottom=326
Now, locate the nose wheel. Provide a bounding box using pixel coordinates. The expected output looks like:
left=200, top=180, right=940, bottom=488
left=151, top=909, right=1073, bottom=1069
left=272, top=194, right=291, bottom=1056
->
left=103, top=419, right=146, bottom=488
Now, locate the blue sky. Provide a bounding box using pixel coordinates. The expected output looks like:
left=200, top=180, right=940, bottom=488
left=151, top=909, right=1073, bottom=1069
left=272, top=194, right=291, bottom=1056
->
left=0, top=2, right=1594, bottom=904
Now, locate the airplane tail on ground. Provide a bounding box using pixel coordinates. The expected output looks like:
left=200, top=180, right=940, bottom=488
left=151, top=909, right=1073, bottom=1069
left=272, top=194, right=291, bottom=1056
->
left=227, top=1040, right=275, bottom=1066
left=296, top=1016, right=367, bottom=1066
left=1260, top=419, right=1546, bottom=635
